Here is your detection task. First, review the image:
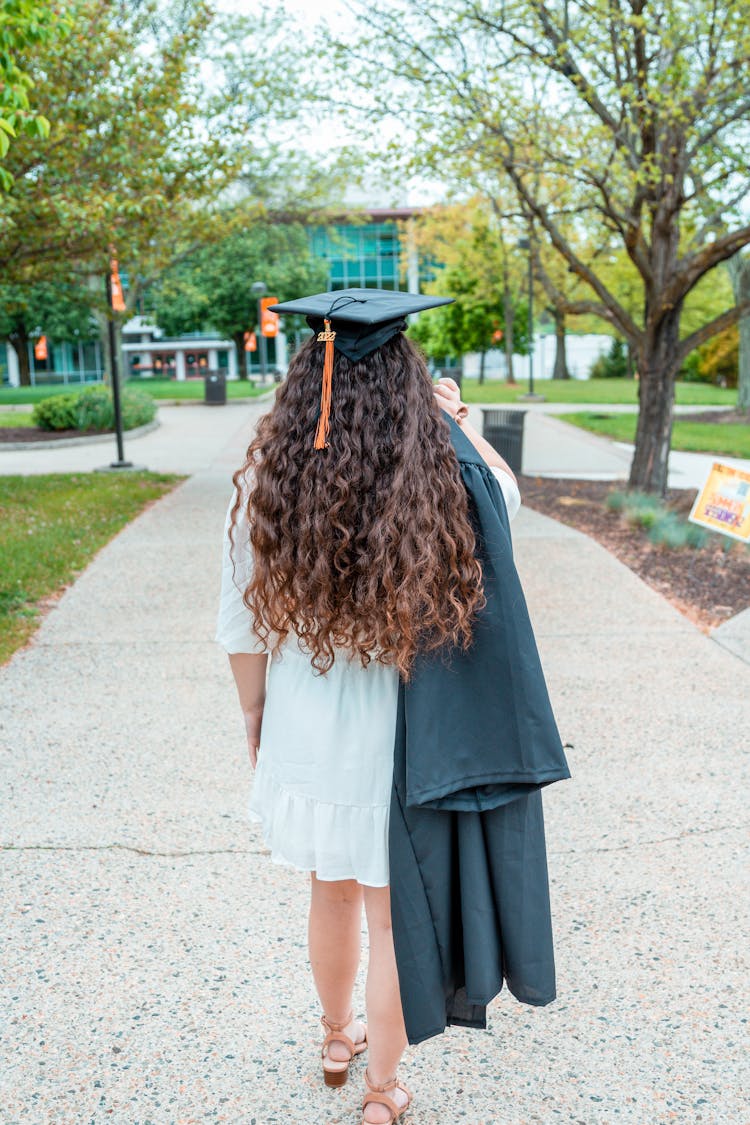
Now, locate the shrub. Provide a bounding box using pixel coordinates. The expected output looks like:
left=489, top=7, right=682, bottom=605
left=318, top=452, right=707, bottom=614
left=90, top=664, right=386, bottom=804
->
left=608, top=488, right=714, bottom=550
left=589, top=337, right=630, bottom=379
left=32, top=393, right=80, bottom=431
left=32, top=386, right=156, bottom=433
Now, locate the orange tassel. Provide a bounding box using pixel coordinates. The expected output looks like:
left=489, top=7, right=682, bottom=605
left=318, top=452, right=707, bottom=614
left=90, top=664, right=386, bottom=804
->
left=314, top=318, right=336, bottom=450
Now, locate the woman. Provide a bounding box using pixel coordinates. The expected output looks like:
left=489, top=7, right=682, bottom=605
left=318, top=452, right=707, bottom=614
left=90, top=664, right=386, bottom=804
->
left=215, top=290, right=524, bottom=1125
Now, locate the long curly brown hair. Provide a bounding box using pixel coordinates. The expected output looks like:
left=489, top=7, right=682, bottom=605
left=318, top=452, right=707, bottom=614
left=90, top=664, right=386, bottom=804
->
left=228, top=331, right=485, bottom=678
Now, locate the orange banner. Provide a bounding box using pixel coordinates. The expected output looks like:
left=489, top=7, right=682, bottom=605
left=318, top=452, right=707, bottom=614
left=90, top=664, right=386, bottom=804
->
left=244, top=331, right=257, bottom=352
left=260, top=296, right=279, bottom=338
left=110, top=259, right=126, bottom=312
left=34, top=335, right=48, bottom=361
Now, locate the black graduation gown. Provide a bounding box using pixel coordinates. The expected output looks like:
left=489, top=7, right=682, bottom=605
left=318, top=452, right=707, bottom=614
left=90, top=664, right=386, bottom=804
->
left=388, top=417, right=572, bottom=1045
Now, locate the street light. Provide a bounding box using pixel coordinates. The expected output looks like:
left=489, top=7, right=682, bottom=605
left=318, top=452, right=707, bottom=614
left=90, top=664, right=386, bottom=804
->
left=517, top=236, right=535, bottom=395
left=251, top=281, right=268, bottom=383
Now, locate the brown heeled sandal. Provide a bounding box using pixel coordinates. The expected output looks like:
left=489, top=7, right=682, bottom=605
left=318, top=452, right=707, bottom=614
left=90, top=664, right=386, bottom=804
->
left=320, top=1010, right=368, bottom=1087
left=361, top=1068, right=412, bottom=1124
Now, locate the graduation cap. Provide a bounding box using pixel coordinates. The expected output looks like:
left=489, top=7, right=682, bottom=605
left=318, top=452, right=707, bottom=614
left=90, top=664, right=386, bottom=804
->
left=268, top=288, right=453, bottom=450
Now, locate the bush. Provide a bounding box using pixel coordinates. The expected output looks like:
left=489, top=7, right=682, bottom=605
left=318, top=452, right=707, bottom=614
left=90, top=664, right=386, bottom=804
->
left=589, top=337, right=630, bottom=379
left=32, top=386, right=156, bottom=433
left=32, top=393, right=80, bottom=431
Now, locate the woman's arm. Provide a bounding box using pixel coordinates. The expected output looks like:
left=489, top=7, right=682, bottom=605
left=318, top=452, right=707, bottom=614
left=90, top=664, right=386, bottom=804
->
left=433, top=378, right=519, bottom=486
left=228, top=652, right=268, bottom=768
left=215, top=480, right=270, bottom=768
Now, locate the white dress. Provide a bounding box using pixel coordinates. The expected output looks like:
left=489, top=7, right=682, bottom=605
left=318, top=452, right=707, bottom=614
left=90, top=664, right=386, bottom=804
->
left=215, top=465, right=522, bottom=887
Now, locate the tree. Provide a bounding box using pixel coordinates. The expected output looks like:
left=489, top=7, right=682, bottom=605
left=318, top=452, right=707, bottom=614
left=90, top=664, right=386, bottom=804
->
left=0, top=0, right=325, bottom=286
left=0, top=0, right=331, bottom=382
left=0, top=1, right=67, bottom=189
left=152, top=223, right=328, bottom=375
left=409, top=199, right=530, bottom=382
left=0, top=279, right=96, bottom=385
left=337, top=0, right=750, bottom=495
left=726, top=253, right=750, bottom=411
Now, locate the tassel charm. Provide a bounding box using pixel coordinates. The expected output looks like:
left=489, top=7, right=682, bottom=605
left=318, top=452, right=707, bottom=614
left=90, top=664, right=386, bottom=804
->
left=314, top=318, right=336, bottom=450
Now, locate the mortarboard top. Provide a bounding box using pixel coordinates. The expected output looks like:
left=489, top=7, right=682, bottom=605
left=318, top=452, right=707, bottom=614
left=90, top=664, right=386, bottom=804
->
left=268, top=288, right=453, bottom=363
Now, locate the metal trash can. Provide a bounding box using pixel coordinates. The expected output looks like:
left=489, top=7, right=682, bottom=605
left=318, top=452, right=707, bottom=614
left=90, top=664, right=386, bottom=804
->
left=482, top=409, right=526, bottom=474
left=204, top=370, right=226, bottom=405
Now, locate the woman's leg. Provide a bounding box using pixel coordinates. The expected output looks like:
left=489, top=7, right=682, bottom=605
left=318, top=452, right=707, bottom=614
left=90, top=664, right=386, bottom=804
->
left=308, top=873, right=365, bottom=1062
left=362, top=885, right=409, bottom=1123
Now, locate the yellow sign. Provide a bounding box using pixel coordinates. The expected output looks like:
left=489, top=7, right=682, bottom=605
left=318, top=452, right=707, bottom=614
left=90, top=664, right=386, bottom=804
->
left=688, top=461, right=750, bottom=543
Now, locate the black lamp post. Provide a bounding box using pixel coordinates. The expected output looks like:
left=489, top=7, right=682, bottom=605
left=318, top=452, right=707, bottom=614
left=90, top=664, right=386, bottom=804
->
left=517, top=236, right=535, bottom=396
left=251, top=280, right=268, bottom=383
left=104, top=271, right=132, bottom=469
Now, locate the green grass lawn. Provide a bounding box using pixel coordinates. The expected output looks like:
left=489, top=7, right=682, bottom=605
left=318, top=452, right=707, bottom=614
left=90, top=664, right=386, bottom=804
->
left=0, top=411, right=34, bottom=427
left=561, top=411, right=750, bottom=458
left=461, top=377, right=737, bottom=406
left=0, top=378, right=274, bottom=405
left=0, top=472, right=185, bottom=664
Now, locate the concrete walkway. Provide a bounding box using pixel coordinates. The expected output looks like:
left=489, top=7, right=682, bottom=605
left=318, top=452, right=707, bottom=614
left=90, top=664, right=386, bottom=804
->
left=1, top=400, right=748, bottom=1123
left=4, top=398, right=746, bottom=490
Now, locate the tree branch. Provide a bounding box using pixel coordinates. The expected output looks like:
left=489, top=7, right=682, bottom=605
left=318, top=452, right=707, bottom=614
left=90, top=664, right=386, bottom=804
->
left=665, top=224, right=750, bottom=307
left=676, top=298, right=750, bottom=365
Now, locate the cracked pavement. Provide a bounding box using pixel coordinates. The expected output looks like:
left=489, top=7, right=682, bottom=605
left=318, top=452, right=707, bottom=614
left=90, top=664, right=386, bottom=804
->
left=1, top=400, right=748, bottom=1124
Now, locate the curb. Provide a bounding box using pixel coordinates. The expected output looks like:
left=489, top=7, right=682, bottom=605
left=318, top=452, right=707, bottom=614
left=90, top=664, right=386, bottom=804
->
left=0, top=418, right=160, bottom=452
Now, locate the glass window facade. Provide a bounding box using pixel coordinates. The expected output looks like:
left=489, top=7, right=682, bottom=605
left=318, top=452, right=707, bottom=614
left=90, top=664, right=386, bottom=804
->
left=309, top=221, right=404, bottom=291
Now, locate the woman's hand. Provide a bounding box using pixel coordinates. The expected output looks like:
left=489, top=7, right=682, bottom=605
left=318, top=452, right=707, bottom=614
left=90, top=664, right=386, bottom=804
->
left=243, top=707, right=264, bottom=769
left=433, top=377, right=467, bottom=422
left=228, top=652, right=268, bottom=769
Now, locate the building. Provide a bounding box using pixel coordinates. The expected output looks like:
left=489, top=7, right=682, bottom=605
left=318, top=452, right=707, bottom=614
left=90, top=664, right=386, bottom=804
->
left=309, top=208, right=420, bottom=293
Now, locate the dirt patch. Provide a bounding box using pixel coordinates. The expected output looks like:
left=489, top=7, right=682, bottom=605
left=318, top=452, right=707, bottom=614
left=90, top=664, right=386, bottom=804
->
left=0, top=426, right=81, bottom=443
left=677, top=408, right=750, bottom=424
left=517, top=474, right=750, bottom=633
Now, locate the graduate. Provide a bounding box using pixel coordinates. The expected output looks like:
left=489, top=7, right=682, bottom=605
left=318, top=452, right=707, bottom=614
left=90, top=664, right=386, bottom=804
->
left=215, top=288, right=570, bottom=1125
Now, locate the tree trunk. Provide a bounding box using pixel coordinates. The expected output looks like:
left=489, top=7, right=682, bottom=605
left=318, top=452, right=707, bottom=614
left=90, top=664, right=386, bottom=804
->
left=502, top=277, right=516, bottom=384
left=552, top=309, right=569, bottom=379
left=9, top=323, right=31, bottom=386
left=726, top=253, right=750, bottom=412
left=629, top=307, right=682, bottom=497
left=234, top=331, right=248, bottom=380
left=478, top=350, right=486, bottom=385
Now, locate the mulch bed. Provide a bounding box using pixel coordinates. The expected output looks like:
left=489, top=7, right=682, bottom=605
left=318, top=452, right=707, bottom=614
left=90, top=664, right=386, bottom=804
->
left=0, top=426, right=81, bottom=443
left=675, top=408, right=749, bottom=424
left=517, top=474, right=750, bottom=633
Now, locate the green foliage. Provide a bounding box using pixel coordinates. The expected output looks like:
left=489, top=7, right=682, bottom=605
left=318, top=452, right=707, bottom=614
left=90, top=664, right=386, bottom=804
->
left=407, top=199, right=528, bottom=364
left=0, top=1, right=67, bottom=186
left=589, top=338, right=630, bottom=379
left=690, top=325, right=739, bottom=388
left=335, top=0, right=750, bottom=490
left=152, top=222, right=328, bottom=355
left=409, top=264, right=528, bottom=361
left=31, top=392, right=78, bottom=431
left=0, top=471, right=182, bottom=663
left=0, top=0, right=313, bottom=299
left=75, top=385, right=156, bottom=432
left=32, top=386, right=156, bottom=432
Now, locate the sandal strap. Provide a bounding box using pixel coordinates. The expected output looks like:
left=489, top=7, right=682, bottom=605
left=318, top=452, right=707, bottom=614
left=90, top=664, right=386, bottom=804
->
left=321, top=1010, right=353, bottom=1033
left=364, top=1069, right=407, bottom=1093
left=362, top=1090, right=402, bottom=1116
